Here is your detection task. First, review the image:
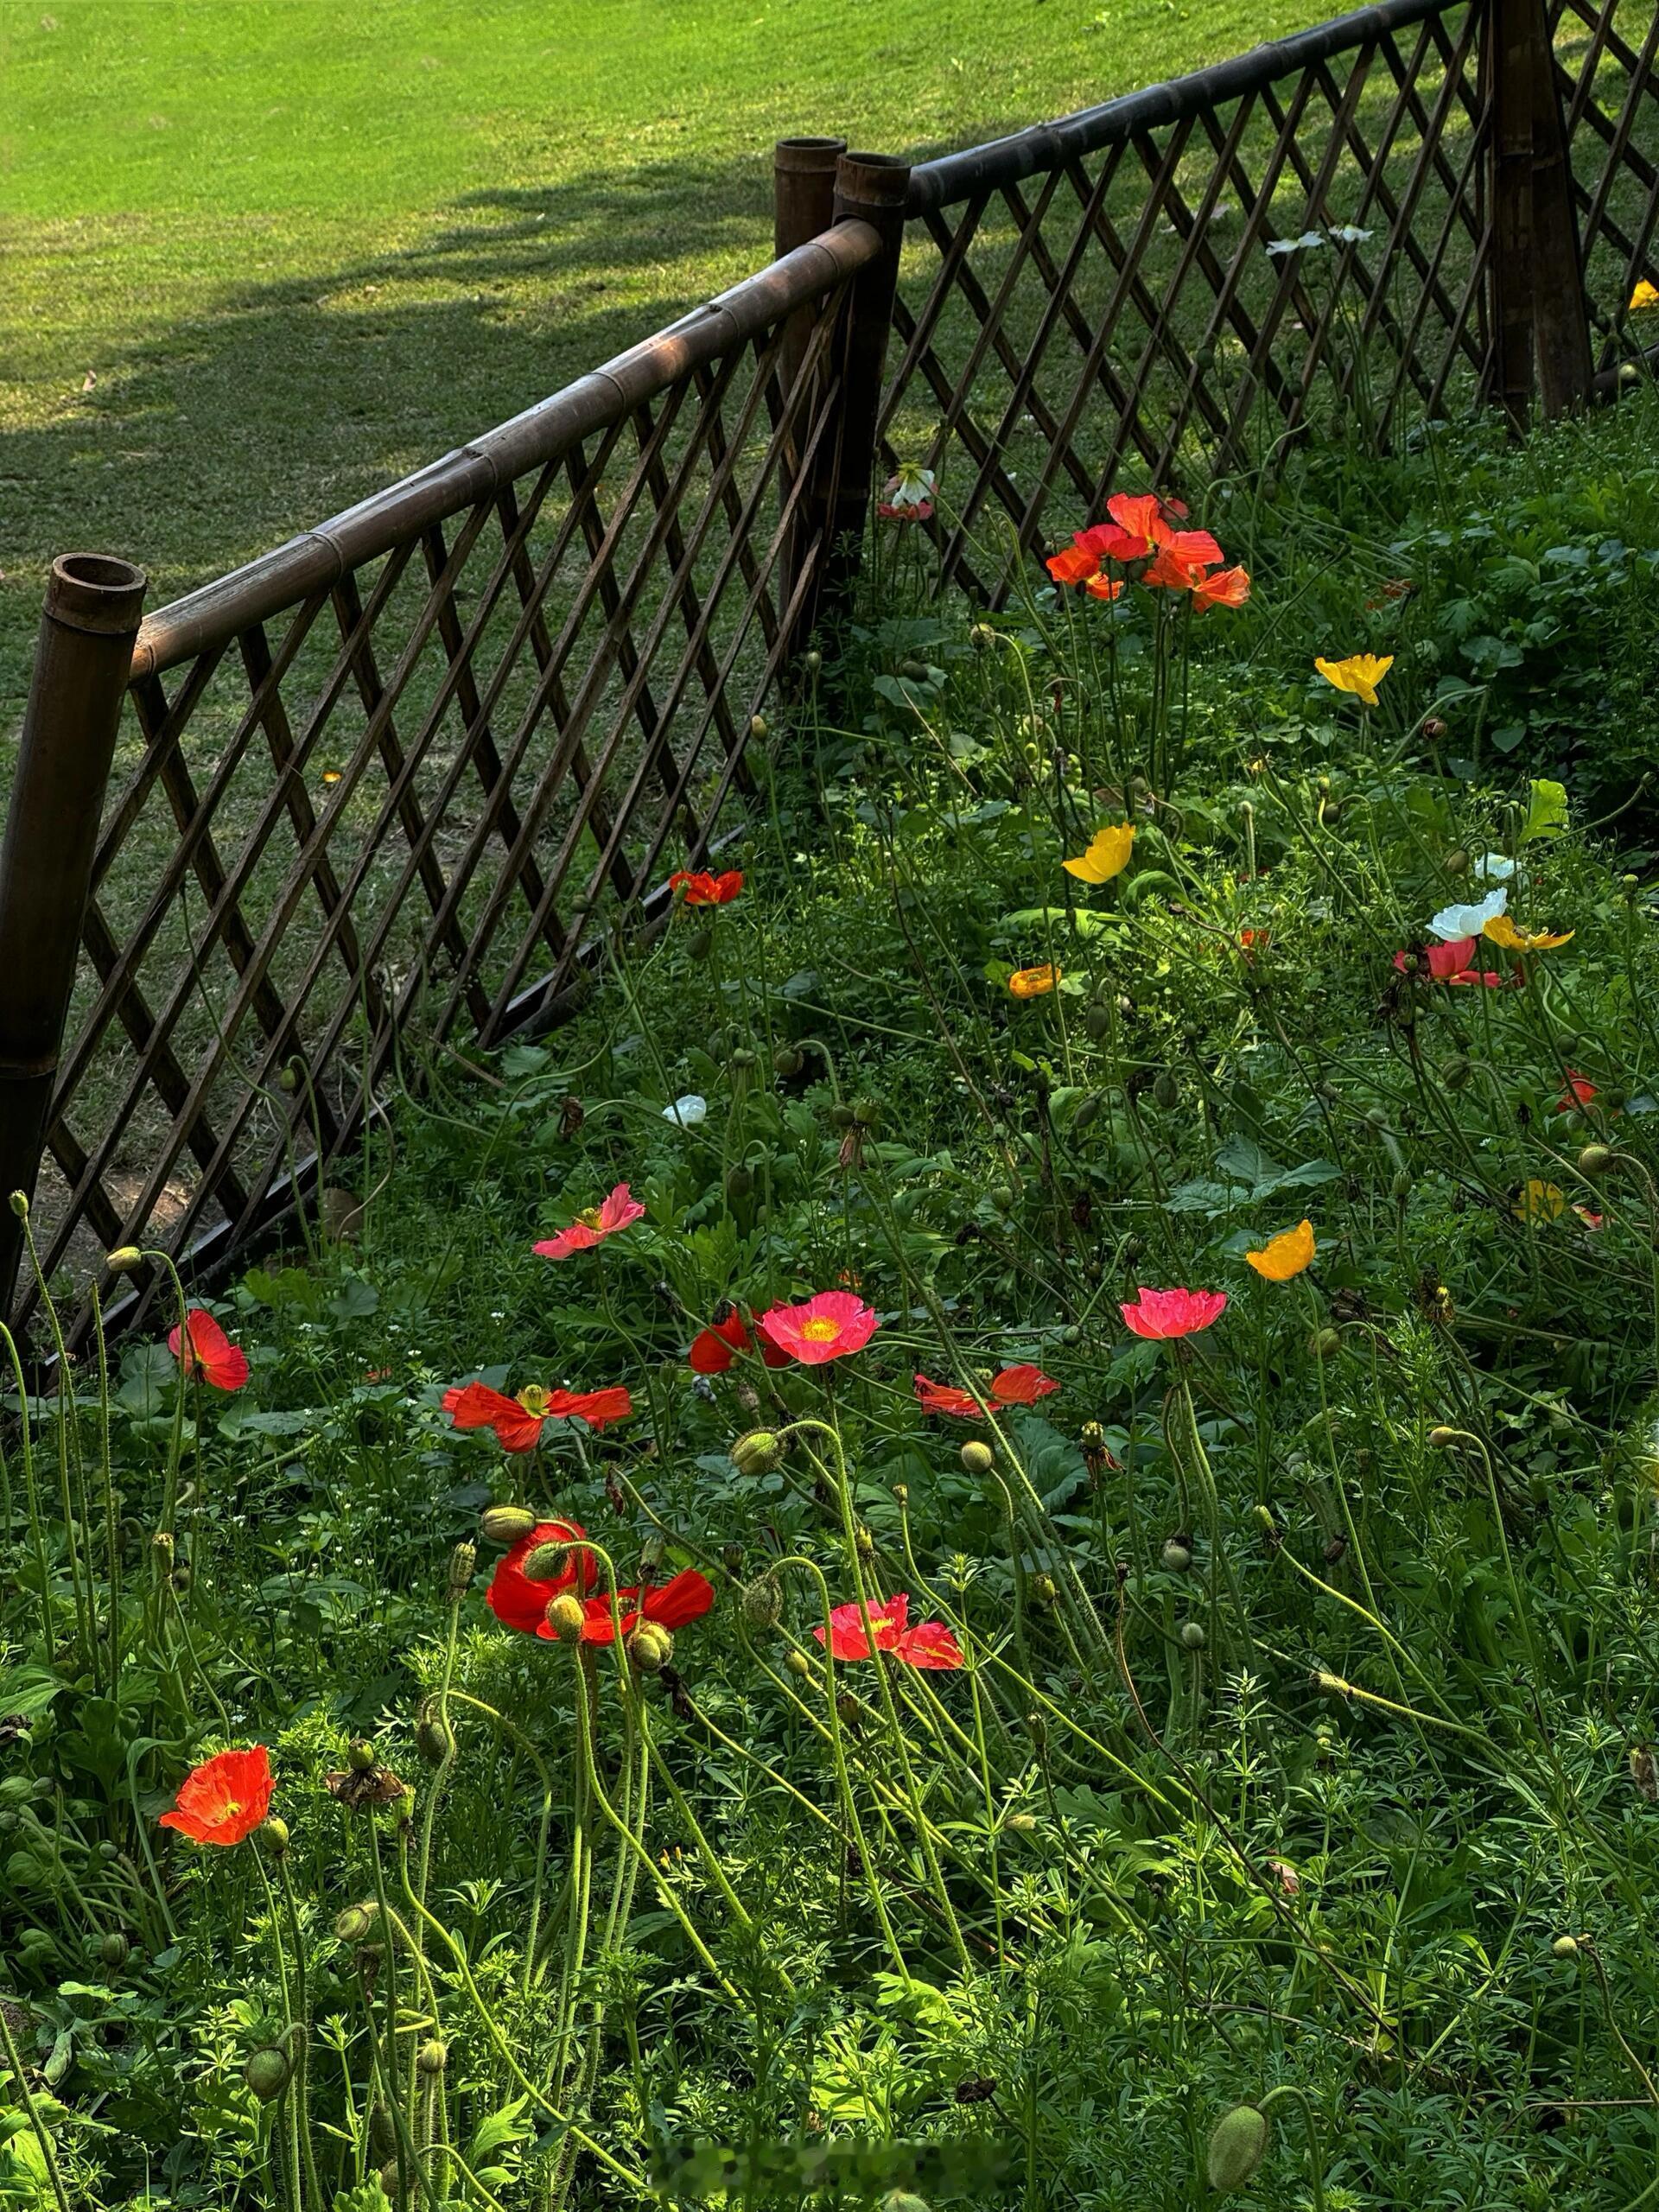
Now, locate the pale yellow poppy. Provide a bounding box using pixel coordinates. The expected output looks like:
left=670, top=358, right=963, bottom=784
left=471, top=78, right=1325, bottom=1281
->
left=1244, top=1219, right=1316, bottom=1281
left=1063, top=823, right=1135, bottom=884
left=1314, top=652, right=1394, bottom=707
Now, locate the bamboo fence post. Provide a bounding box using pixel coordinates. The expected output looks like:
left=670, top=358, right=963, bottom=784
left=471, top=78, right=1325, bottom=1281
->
left=1489, top=0, right=1592, bottom=427
left=0, top=553, right=147, bottom=1314
left=774, top=135, right=849, bottom=658
left=798, top=149, right=912, bottom=636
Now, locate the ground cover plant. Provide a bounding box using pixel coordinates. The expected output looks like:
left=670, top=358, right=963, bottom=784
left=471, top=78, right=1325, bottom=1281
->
left=8, top=381, right=1659, bottom=2209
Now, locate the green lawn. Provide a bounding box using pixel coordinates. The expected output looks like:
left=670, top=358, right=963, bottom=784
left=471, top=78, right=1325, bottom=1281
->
left=0, top=0, right=1319, bottom=709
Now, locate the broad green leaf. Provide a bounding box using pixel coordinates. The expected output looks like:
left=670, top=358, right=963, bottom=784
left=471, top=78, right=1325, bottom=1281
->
left=1521, top=778, right=1569, bottom=844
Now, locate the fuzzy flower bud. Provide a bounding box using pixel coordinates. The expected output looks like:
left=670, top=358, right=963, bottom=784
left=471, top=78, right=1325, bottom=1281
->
left=1206, top=2104, right=1269, bottom=2191
left=1579, top=1142, right=1614, bottom=1177
left=245, top=2046, right=292, bottom=2103
left=731, top=1429, right=785, bottom=1478
left=741, top=1574, right=783, bottom=1631
left=105, top=1245, right=144, bottom=1274
left=480, top=1503, right=537, bottom=1546
left=416, top=2039, right=449, bottom=2076
left=545, top=1592, right=587, bottom=1642
left=334, top=1903, right=378, bottom=1944
left=628, top=1623, right=674, bottom=1672
left=521, top=1540, right=572, bottom=1583
left=960, top=1440, right=995, bottom=1477
left=447, top=1541, right=476, bottom=1604
left=257, top=1816, right=290, bottom=1859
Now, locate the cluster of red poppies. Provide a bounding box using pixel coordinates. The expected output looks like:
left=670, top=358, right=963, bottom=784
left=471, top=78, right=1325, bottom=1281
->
left=1046, top=492, right=1250, bottom=609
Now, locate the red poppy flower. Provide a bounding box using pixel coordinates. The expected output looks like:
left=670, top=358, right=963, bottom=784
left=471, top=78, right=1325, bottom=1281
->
left=1573, top=1205, right=1606, bottom=1230
left=1559, top=1071, right=1598, bottom=1110
left=546, top=1568, right=716, bottom=1644
left=757, top=1289, right=880, bottom=1366
left=443, top=1380, right=632, bottom=1451
left=1120, top=1286, right=1227, bottom=1340
left=687, top=1308, right=790, bottom=1374
left=813, top=1592, right=963, bottom=1670
left=534, top=1181, right=645, bottom=1261
left=486, top=1517, right=594, bottom=1633
left=1078, top=493, right=1166, bottom=563
left=669, top=869, right=743, bottom=906
left=1192, top=564, right=1251, bottom=609
left=1391, top=940, right=1505, bottom=988
left=168, top=1308, right=250, bottom=1393
left=158, top=1745, right=273, bottom=1847
left=1084, top=572, right=1124, bottom=602
left=913, top=1364, right=1059, bottom=1417
left=1046, top=543, right=1101, bottom=588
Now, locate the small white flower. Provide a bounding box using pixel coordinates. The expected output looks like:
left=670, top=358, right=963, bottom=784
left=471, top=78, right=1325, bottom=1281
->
left=1328, top=224, right=1374, bottom=245
left=1267, top=231, right=1326, bottom=257
left=1430, top=887, right=1508, bottom=941
left=1474, top=852, right=1518, bottom=883
left=663, top=1093, right=708, bottom=1128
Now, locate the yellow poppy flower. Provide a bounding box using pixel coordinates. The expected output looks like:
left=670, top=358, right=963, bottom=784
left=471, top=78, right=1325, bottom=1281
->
left=1314, top=652, right=1394, bottom=707
left=1008, top=964, right=1060, bottom=999
left=1063, top=822, right=1135, bottom=885
left=1514, top=1179, right=1566, bottom=1224
left=1482, top=914, right=1573, bottom=952
left=1245, top=1219, right=1316, bottom=1281
left=1631, top=280, right=1659, bottom=311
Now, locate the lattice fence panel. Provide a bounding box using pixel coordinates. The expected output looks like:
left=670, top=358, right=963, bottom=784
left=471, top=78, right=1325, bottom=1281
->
left=1554, top=0, right=1659, bottom=364
left=30, top=272, right=857, bottom=1344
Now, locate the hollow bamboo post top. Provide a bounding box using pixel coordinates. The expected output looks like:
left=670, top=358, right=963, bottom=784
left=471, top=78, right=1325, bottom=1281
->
left=44, top=551, right=148, bottom=636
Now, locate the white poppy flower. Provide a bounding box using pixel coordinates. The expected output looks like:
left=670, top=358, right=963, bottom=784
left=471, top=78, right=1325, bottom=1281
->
left=1267, top=231, right=1326, bottom=256
left=1430, top=887, right=1508, bottom=941
left=1474, top=853, right=1518, bottom=883
left=1329, top=225, right=1374, bottom=245
left=663, top=1094, right=708, bottom=1128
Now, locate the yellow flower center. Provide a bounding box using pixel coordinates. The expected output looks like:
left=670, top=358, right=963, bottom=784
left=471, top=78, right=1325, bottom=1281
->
left=578, top=1207, right=604, bottom=1230
left=866, top=1614, right=893, bottom=1633
left=516, top=1385, right=551, bottom=1417
left=801, top=1317, right=841, bottom=1343
left=216, top=1799, right=241, bottom=1823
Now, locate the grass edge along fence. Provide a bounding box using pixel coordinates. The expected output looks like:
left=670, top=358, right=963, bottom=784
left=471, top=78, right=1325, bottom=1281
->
left=2, top=0, right=1652, bottom=1349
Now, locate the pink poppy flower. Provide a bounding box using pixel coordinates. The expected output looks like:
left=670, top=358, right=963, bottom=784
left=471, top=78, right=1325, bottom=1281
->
left=913, top=1364, right=1059, bottom=1417
left=534, top=1182, right=645, bottom=1261
left=1120, top=1286, right=1227, bottom=1340
left=813, top=1591, right=963, bottom=1669
left=756, top=1289, right=879, bottom=1366
left=1391, top=939, right=1506, bottom=988
left=168, top=1308, right=250, bottom=1392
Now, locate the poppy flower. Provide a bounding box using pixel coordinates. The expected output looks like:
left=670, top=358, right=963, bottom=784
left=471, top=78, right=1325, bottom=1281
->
left=1314, top=653, right=1393, bottom=707
left=669, top=869, right=744, bottom=906
left=1064, top=823, right=1135, bottom=883
left=1046, top=543, right=1101, bottom=588
left=1238, top=927, right=1271, bottom=957
left=544, top=1569, right=716, bottom=1644
left=486, top=1517, right=594, bottom=1632
left=1120, top=1286, right=1227, bottom=1339
left=1008, top=964, right=1060, bottom=998
left=1631, top=279, right=1659, bottom=310
left=158, top=1745, right=273, bottom=1847
left=757, top=1289, right=879, bottom=1366
left=1573, top=1205, right=1606, bottom=1230
left=1559, top=1071, right=1599, bottom=1111
left=686, top=1307, right=791, bottom=1374
left=814, top=1591, right=963, bottom=1670
left=1482, top=914, right=1574, bottom=952
left=168, top=1308, right=250, bottom=1393
left=443, top=1380, right=632, bottom=1451
left=1079, top=493, right=1221, bottom=569
left=1391, top=939, right=1505, bottom=988
left=1084, top=572, right=1124, bottom=602
left=534, top=1181, right=645, bottom=1261
left=913, top=1363, right=1059, bottom=1417
left=878, top=464, right=936, bottom=523
left=1431, top=889, right=1507, bottom=942
left=1192, top=564, right=1251, bottom=610
left=1244, top=1219, right=1315, bottom=1281
left=1514, top=1179, right=1567, bottom=1224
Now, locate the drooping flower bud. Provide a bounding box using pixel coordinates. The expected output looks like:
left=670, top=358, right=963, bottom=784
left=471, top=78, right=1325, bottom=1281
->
left=772, top=1045, right=805, bottom=1077
left=960, top=1440, right=995, bottom=1477
left=416, top=2038, right=449, bottom=2076
left=1552, top=1934, right=1580, bottom=1961
left=245, top=2046, right=293, bottom=2102
left=741, top=1574, right=783, bottom=1630
left=628, top=1623, right=673, bottom=1672
left=99, top=1931, right=130, bottom=1969
left=415, top=1699, right=455, bottom=1768
left=1206, top=2104, right=1269, bottom=2191
left=785, top=1649, right=812, bottom=1678
left=1427, top=1425, right=1461, bottom=1449
left=1179, top=1620, right=1205, bottom=1650
left=545, top=1592, right=587, bottom=1642
left=334, top=1904, right=374, bottom=1943
left=1579, top=1142, right=1614, bottom=1176
left=257, top=1816, right=290, bottom=1859
left=105, top=1245, right=144, bottom=1274
left=731, top=1429, right=785, bottom=1478
left=480, top=1503, right=537, bottom=1546
left=1161, top=1539, right=1192, bottom=1573
left=521, top=1540, right=572, bottom=1583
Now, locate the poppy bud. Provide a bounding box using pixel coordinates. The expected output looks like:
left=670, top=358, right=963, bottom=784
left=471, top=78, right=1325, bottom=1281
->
left=853, top=1096, right=880, bottom=1128
left=415, top=1702, right=456, bottom=1768
left=417, top=2038, right=448, bottom=2075
left=855, top=1524, right=874, bottom=1560
left=378, top=2162, right=402, bottom=2198
left=988, top=1185, right=1014, bottom=1213
left=1179, top=1620, right=1205, bottom=1650
left=1206, top=2104, right=1269, bottom=2190
left=1390, top=1166, right=1413, bottom=1198
left=892, top=1481, right=908, bottom=1504
left=1553, top=1934, right=1580, bottom=1961
left=961, top=1440, right=995, bottom=1476
left=1161, top=1539, right=1192, bottom=1573
left=721, top=1541, right=745, bottom=1574
left=105, top=1245, right=144, bottom=1274
left=521, top=1540, right=572, bottom=1582
left=829, top=1101, right=856, bottom=1130
left=750, top=715, right=768, bottom=741
left=1307, top=1327, right=1342, bottom=1358
left=725, top=1165, right=753, bottom=1200
left=346, top=1738, right=377, bottom=1774
left=785, top=1649, right=813, bottom=1679
left=1313, top=1669, right=1353, bottom=1698
left=1072, top=1091, right=1103, bottom=1132
left=629, top=1623, right=673, bottom=1672
left=545, top=1593, right=587, bottom=1642
left=1031, top=1573, right=1058, bottom=1603
left=730, top=1047, right=758, bottom=1073
left=772, top=1045, right=804, bottom=1077
left=245, top=2046, right=292, bottom=2103
left=1027, top=1712, right=1047, bottom=1751
left=1579, top=1142, right=1614, bottom=1176
left=731, top=1429, right=785, bottom=1477
left=742, top=1574, right=783, bottom=1630
left=5, top=1192, right=25, bottom=1220
left=685, top=925, right=714, bottom=960
left=836, top=1693, right=863, bottom=1729
left=1194, top=341, right=1217, bottom=372
left=1001, top=1810, right=1037, bottom=1834
left=480, top=1503, right=537, bottom=1546
left=1082, top=1006, right=1111, bottom=1042
left=334, top=1904, right=376, bottom=1943
left=171, top=1561, right=193, bottom=1593
left=1444, top=1055, right=1471, bottom=1091
left=1151, top=1071, right=1179, bottom=1109
left=1427, top=1425, right=1461, bottom=1449
left=99, top=1931, right=130, bottom=1969
left=447, top=1541, right=476, bottom=1604
left=257, top=1816, right=290, bottom=1859
left=804, top=650, right=823, bottom=673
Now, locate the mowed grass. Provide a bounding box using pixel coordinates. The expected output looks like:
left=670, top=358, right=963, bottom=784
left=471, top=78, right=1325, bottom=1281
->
left=0, top=0, right=1322, bottom=713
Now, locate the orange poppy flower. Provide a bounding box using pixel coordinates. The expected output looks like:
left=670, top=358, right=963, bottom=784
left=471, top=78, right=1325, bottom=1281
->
left=913, top=1364, right=1059, bottom=1417
left=1243, top=1220, right=1315, bottom=1281
left=670, top=869, right=743, bottom=906
left=1046, top=544, right=1100, bottom=588
left=1084, top=573, right=1124, bottom=601
left=1192, top=564, right=1251, bottom=609
left=1008, top=964, right=1060, bottom=998
left=158, top=1746, right=273, bottom=1847
left=168, top=1308, right=250, bottom=1392
left=443, top=1380, right=632, bottom=1450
